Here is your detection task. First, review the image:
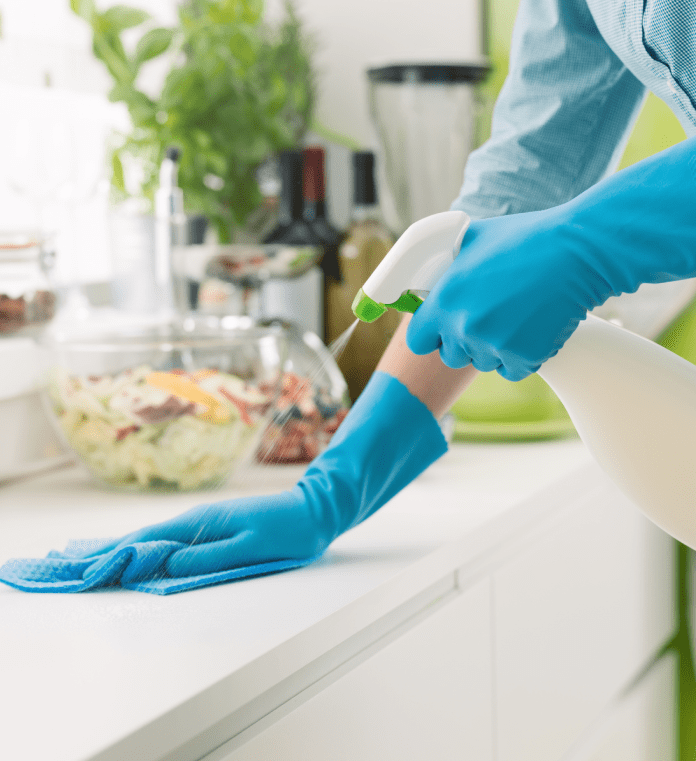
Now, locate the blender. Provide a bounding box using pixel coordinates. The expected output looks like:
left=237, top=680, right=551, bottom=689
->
left=367, top=63, right=488, bottom=236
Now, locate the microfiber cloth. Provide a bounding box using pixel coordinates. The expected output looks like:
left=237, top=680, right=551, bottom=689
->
left=0, top=539, right=321, bottom=595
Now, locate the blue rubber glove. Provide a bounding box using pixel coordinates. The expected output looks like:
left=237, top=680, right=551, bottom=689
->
left=407, top=137, right=696, bottom=381
left=61, top=371, right=447, bottom=588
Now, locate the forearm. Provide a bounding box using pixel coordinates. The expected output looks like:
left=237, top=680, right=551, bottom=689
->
left=376, top=314, right=479, bottom=419
left=563, top=135, right=696, bottom=299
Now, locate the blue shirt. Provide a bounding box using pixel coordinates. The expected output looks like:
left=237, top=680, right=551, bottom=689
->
left=452, top=0, right=696, bottom=219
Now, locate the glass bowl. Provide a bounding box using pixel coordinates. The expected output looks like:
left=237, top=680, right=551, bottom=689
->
left=255, top=319, right=351, bottom=464
left=41, top=315, right=286, bottom=492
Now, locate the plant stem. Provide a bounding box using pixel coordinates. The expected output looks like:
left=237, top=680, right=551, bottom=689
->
left=310, top=120, right=363, bottom=151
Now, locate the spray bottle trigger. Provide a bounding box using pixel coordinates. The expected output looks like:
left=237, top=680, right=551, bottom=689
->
left=385, top=290, right=424, bottom=314
left=352, top=288, right=425, bottom=323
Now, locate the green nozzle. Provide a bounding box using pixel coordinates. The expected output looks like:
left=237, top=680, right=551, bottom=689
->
left=352, top=288, right=425, bottom=322
left=352, top=288, right=387, bottom=323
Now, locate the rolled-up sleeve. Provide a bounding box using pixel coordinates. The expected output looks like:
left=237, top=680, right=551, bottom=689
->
left=452, top=0, right=646, bottom=218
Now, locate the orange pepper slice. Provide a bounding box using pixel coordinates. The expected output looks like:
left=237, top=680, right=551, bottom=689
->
left=190, top=369, right=218, bottom=382
left=145, top=372, right=230, bottom=423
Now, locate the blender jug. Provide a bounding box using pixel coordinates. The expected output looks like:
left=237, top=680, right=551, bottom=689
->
left=367, top=63, right=488, bottom=234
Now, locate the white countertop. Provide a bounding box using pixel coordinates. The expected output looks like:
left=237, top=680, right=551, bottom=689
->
left=0, top=438, right=595, bottom=761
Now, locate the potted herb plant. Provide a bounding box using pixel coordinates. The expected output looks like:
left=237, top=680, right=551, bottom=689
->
left=70, top=0, right=316, bottom=242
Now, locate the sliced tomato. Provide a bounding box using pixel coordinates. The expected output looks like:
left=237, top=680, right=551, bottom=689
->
left=218, top=387, right=253, bottom=426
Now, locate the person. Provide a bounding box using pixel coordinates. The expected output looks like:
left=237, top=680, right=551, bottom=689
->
left=36, top=0, right=696, bottom=583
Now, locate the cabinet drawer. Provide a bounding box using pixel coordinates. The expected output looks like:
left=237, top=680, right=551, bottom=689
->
left=209, top=578, right=493, bottom=761
left=493, top=481, right=675, bottom=761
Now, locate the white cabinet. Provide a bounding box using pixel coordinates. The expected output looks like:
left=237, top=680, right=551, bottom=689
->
left=493, top=483, right=676, bottom=761
left=573, top=655, right=676, bottom=761
left=199, top=475, right=676, bottom=761
left=209, top=579, right=494, bottom=761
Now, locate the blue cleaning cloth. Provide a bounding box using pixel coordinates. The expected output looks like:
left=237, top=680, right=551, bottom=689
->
left=0, top=539, right=321, bottom=595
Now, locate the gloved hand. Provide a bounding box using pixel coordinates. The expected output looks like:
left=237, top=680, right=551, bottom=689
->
left=44, top=371, right=447, bottom=591
left=407, top=136, right=696, bottom=381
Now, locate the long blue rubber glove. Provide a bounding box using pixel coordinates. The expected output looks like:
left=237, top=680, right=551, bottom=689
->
left=0, top=372, right=447, bottom=594
left=407, top=136, right=696, bottom=381
left=87, top=371, right=447, bottom=577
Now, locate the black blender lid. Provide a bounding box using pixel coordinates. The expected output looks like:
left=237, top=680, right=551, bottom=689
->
left=367, top=63, right=489, bottom=84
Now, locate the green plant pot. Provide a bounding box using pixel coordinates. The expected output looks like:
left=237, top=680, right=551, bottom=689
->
left=657, top=296, right=696, bottom=364
left=451, top=370, right=575, bottom=442
left=451, top=295, right=696, bottom=443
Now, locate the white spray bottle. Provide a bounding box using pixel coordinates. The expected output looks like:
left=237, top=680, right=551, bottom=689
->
left=352, top=211, right=696, bottom=549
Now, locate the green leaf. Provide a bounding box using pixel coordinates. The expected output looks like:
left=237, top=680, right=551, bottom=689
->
left=241, top=0, right=263, bottom=24
left=93, top=35, right=134, bottom=84
left=107, top=83, right=129, bottom=103
left=128, top=94, right=158, bottom=124
left=108, top=84, right=155, bottom=119
left=70, top=0, right=96, bottom=23
left=102, top=5, right=150, bottom=33
left=111, top=151, right=126, bottom=192
left=134, top=28, right=176, bottom=68
left=228, top=27, right=258, bottom=67
left=207, top=152, right=228, bottom=177
left=311, top=120, right=362, bottom=151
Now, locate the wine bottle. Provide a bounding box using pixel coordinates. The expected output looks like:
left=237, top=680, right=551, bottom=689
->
left=325, top=151, right=401, bottom=400
left=262, top=150, right=325, bottom=337
left=303, top=147, right=342, bottom=264
left=302, top=146, right=343, bottom=341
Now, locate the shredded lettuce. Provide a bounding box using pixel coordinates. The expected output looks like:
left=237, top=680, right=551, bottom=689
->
left=47, top=366, right=267, bottom=491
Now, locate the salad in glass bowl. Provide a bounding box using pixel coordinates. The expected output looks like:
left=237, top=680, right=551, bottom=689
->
left=43, top=315, right=286, bottom=492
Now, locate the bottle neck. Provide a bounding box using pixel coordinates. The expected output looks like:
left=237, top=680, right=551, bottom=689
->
left=351, top=203, right=382, bottom=224
left=303, top=198, right=327, bottom=222
left=352, top=151, right=380, bottom=222
left=303, top=147, right=329, bottom=223
left=278, top=151, right=304, bottom=224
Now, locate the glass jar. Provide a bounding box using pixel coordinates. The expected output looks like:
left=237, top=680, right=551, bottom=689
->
left=0, top=231, right=56, bottom=337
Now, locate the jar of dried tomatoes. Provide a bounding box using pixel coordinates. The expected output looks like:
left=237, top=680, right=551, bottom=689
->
left=0, top=231, right=56, bottom=337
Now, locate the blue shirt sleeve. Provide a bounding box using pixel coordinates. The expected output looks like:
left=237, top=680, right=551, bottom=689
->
left=451, top=0, right=647, bottom=219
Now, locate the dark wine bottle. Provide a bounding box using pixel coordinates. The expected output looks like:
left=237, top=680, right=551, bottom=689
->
left=302, top=146, right=344, bottom=342
left=302, top=147, right=342, bottom=276
left=262, top=150, right=325, bottom=338
left=263, top=150, right=320, bottom=245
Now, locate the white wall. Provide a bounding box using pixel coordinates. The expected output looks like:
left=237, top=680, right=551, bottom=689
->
left=266, top=0, right=484, bottom=148
left=0, top=1, right=179, bottom=285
